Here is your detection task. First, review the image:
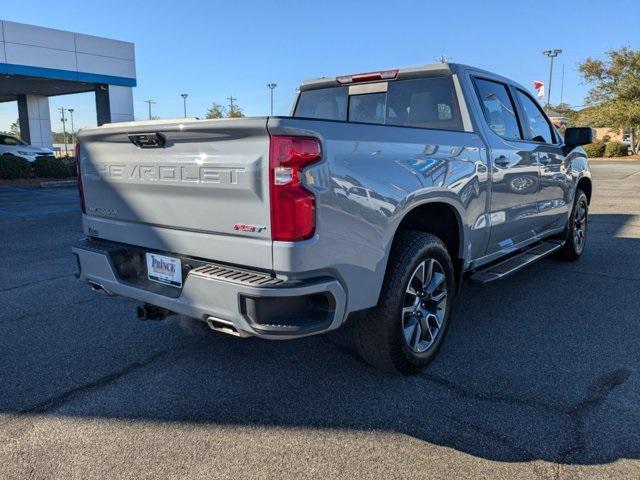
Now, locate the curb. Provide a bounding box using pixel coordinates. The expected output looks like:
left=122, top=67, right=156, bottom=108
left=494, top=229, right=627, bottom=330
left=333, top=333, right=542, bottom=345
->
left=40, top=180, right=77, bottom=188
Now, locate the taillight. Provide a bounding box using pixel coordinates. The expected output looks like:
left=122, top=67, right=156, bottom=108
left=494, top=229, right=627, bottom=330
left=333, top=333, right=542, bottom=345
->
left=336, top=69, right=398, bottom=84
left=269, top=136, right=321, bottom=241
left=75, top=142, right=86, bottom=214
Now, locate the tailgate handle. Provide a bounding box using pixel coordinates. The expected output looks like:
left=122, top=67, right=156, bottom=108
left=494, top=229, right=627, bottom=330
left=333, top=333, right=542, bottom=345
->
left=128, top=132, right=167, bottom=149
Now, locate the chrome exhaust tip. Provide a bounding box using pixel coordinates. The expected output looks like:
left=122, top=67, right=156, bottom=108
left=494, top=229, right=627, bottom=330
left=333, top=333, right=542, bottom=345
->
left=87, top=281, right=114, bottom=296
left=205, top=316, right=250, bottom=338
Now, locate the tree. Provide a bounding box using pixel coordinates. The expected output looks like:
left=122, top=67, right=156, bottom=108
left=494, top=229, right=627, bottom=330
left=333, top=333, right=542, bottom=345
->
left=52, top=131, right=68, bottom=143
left=548, top=103, right=579, bottom=127
left=206, top=102, right=226, bottom=119
left=227, top=103, right=244, bottom=118
left=205, top=99, right=245, bottom=119
left=578, top=47, right=640, bottom=154
left=9, top=119, right=20, bottom=137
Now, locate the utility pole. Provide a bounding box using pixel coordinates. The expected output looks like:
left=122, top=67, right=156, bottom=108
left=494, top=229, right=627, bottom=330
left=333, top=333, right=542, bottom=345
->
left=266, top=83, right=277, bottom=116
left=68, top=108, right=75, bottom=147
left=542, top=49, right=562, bottom=107
left=144, top=99, right=156, bottom=120
left=226, top=95, right=238, bottom=116
left=58, top=107, right=68, bottom=157
left=181, top=93, right=189, bottom=118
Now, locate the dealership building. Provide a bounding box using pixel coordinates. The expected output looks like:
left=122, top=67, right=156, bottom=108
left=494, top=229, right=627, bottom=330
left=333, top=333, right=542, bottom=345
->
left=0, top=20, right=136, bottom=148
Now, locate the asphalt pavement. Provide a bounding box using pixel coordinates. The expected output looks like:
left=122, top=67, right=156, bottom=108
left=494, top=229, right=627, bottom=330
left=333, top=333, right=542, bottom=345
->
left=1, top=161, right=639, bottom=479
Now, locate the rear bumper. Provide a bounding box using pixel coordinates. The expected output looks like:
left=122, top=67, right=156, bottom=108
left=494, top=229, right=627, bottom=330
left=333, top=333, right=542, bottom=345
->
left=72, top=239, right=347, bottom=339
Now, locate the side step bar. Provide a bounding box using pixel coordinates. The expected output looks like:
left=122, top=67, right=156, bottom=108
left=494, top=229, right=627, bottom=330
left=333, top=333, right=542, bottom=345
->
left=468, top=239, right=564, bottom=286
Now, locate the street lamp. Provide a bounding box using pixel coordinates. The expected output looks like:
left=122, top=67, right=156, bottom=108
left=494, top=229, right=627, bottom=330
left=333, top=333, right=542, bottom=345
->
left=267, top=83, right=277, bottom=116
left=181, top=93, right=189, bottom=118
left=542, top=49, right=562, bottom=107
left=68, top=108, right=75, bottom=147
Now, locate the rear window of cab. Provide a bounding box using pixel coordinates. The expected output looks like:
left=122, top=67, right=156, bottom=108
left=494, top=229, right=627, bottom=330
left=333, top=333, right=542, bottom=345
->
left=294, top=76, right=463, bottom=131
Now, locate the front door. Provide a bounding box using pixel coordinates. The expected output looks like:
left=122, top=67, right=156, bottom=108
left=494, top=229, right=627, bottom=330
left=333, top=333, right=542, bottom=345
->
left=512, top=89, right=572, bottom=233
left=472, top=78, right=541, bottom=255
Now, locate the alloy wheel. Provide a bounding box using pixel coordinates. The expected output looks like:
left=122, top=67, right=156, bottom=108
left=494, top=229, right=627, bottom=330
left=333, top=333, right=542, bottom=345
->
left=401, top=259, right=448, bottom=354
left=573, top=197, right=588, bottom=253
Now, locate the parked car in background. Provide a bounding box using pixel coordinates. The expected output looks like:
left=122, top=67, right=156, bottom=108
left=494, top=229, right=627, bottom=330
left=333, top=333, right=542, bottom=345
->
left=73, top=63, right=594, bottom=373
left=0, top=134, right=54, bottom=162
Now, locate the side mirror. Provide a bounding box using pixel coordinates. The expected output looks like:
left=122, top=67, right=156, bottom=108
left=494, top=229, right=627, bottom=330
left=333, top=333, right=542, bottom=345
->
left=564, top=127, right=593, bottom=147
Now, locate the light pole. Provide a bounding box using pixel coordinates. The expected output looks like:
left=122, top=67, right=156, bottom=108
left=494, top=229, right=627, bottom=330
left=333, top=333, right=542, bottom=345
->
left=68, top=108, right=75, bottom=147
left=58, top=107, right=68, bottom=157
left=542, top=49, right=562, bottom=107
left=267, top=83, right=277, bottom=116
left=559, top=64, right=565, bottom=106
left=144, top=99, right=156, bottom=120
left=181, top=93, right=189, bottom=118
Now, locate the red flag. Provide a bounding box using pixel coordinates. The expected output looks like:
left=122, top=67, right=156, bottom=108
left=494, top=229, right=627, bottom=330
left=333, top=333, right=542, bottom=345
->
left=533, top=81, right=545, bottom=98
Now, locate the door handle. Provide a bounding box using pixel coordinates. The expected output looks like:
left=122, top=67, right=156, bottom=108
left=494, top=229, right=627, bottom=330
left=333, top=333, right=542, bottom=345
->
left=494, top=156, right=510, bottom=167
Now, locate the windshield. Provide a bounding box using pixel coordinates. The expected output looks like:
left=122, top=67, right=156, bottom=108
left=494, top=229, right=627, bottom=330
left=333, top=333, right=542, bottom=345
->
left=0, top=135, right=27, bottom=146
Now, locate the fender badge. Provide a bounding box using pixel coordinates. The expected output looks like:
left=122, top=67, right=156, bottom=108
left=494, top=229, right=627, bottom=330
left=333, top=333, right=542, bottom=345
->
left=233, top=223, right=266, bottom=233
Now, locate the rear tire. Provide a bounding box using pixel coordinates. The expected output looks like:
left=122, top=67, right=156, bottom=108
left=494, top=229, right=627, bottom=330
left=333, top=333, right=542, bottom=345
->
left=555, top=189, right=588, bottom=261
left=354, top=231, right=455, bottom=374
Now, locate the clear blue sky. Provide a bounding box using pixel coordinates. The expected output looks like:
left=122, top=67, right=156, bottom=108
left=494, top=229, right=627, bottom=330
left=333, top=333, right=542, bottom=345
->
left=1, top=0, right=639, bottom=133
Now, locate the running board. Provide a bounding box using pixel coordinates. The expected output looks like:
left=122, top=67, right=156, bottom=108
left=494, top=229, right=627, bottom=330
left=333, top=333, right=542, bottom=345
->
left=468, top=240, right=564, bottom=286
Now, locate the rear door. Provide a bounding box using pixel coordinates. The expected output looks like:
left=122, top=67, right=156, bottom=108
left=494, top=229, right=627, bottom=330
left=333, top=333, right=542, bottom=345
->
left=471, top=77, right=541, bottom=255
left=513, top=89, right=571, bottom=232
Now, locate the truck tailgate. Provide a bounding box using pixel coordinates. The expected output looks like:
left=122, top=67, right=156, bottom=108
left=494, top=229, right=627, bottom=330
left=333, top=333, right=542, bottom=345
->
left=78, top=117, right=273, bottom=269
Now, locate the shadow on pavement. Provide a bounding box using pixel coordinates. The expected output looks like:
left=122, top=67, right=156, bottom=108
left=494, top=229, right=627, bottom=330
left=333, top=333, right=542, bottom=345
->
left=1, top=208, right=638, bottom=467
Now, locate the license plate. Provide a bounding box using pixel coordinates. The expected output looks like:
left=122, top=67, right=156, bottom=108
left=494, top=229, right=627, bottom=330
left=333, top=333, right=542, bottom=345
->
left=146, top=253, right=182, bottom=288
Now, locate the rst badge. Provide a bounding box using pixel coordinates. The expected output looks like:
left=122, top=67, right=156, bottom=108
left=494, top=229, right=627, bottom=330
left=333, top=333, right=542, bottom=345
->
left=233, top=223, right=266, bottom=233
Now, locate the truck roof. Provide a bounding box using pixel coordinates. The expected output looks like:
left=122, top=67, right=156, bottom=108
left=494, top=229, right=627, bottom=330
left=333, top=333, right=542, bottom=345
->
left=299, top=62, right=527, bottom=93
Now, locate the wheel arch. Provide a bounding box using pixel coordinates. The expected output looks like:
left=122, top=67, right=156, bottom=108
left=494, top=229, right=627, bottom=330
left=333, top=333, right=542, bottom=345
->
left=577, top=176, right=592, bottom=204
left=385, top=200, right=466, bottom=293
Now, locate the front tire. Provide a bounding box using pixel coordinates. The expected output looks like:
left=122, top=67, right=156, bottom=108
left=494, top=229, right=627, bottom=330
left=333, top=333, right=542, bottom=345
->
left=555, top=189, right=589, bottom=261
left=354, top=231, right=455, bottom=373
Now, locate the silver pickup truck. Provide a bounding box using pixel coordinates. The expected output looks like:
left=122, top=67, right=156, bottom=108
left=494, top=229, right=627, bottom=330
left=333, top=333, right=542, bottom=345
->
left=72, top=63, right=593, bottom=373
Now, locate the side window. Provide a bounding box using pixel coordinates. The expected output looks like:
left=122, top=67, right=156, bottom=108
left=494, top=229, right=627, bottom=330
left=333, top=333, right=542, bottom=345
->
left=385, top=77, right=463, bottom=131
left=515, top=90, right=555, bottom=143
left=294, top=87, right=347, bottom=121
left=474, top=79, right=522, bottom=139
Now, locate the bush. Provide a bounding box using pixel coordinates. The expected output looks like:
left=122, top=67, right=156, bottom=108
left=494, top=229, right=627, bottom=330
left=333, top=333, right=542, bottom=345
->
left=0, top=154, right=32, bottom=179
left=33, top=156, right=74, bottom=178
left=583, top=142, right=606, bottom=158
left=60, top=157, right=77, bottom=177
left=604, top=141, right=629, bottom=158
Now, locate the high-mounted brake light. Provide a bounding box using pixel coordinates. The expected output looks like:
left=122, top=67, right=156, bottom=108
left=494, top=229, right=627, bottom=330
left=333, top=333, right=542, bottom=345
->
left=75, top=142, right=86, bottom=214
left=336, top=69, right=398, bottom=84
left=269, top=136, right=321, bottom=241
